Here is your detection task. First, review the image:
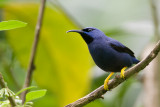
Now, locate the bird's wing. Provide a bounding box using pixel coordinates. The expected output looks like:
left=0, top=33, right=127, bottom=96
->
left=109, top=41, right=135, bottom=57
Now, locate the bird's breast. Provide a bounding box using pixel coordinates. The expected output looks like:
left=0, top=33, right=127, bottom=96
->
left=88, top=43, right=118, bottom=71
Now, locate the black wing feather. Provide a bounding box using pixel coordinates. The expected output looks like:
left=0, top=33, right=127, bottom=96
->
left=110, top=43, right=135, bottom=57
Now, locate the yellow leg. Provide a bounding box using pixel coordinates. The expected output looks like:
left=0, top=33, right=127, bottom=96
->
left=104, top=72, right=114, bottom=90
left=120, top=67, right=127, bottom=79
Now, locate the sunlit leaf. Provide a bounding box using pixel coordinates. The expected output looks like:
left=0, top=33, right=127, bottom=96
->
left=0, top=20, right=27, bottom=31
left=25, top=89, right=47, bottom=102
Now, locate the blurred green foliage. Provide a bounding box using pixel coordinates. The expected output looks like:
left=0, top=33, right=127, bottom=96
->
left=3, top=2, right=91, bottom=107
left=0, top=0, right=157, bottom=107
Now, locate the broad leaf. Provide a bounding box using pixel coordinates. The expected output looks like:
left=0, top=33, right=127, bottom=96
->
left=0, top=20, right=27, bottom=31
left=25, top=89, right=47, bottom=102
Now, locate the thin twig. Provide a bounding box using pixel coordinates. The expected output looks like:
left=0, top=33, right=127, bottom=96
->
left=150, top=0, right=160, bottom=41
left=65, top=40, right=160, bottom=107
left=21, top=0, right=46, bottom=103
left=0, top=72, right=17, bottom=107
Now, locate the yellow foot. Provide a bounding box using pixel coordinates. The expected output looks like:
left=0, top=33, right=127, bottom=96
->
left=120, top=67, right=127, bottom=79
left=104, top=72, right=114, bottom=90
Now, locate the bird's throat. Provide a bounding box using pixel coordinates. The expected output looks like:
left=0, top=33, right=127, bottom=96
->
left=81, top=34, right=94, bottom=44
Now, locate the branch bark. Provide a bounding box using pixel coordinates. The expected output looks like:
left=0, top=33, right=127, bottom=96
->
left=21, top=0, right=46, bottom=103
left=65, top=40, right=160, bottom=107
left=0, top=73, right=17, bottom=107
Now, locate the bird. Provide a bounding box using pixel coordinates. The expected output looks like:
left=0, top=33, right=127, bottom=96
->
left=67, top=27, right=139, bottom=90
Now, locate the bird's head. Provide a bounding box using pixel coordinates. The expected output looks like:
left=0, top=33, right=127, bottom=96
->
left=67, top=27, right=105, bottom=44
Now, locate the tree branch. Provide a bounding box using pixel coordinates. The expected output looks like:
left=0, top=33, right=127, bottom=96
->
left=65, top=40, right=160, bottom=107
left=0, top=72, right=17, bottom=107
left=21, top=0, right=46, bottom=103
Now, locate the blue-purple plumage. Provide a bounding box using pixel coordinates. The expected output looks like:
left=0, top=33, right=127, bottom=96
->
left=68, top=27, right=139, bottom=72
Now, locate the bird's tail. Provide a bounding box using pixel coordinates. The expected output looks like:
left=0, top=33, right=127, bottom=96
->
left=132, top=57, right=140, bottom=64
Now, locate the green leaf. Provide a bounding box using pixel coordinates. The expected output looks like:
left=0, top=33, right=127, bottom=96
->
left=0, top=20, right=27, bottom=31
left=15, top=86, right=37, bottom=96
left=25, top=89, right=47, bottom=103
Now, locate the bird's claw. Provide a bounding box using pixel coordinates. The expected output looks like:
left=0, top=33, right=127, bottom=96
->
left=120, top=67, right=127, bottom=79
left=120, top=72, right=125, bottom=79
left=104, top=80, right=110, bottom=91
left=104, top=72, right=114, bottom=90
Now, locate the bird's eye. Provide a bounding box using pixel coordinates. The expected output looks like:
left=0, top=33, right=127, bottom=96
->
left=82, top=28, right=94, bottom=32
left=87, top=29, right=93, bottom=32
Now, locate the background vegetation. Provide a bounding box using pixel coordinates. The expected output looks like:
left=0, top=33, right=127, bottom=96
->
left=0, top=0, right=160, bottom=107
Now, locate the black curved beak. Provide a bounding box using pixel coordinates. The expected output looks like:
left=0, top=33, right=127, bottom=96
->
left=67, top=30, right=83, bottom=34
left=67, top=29, right=93, bottom=44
